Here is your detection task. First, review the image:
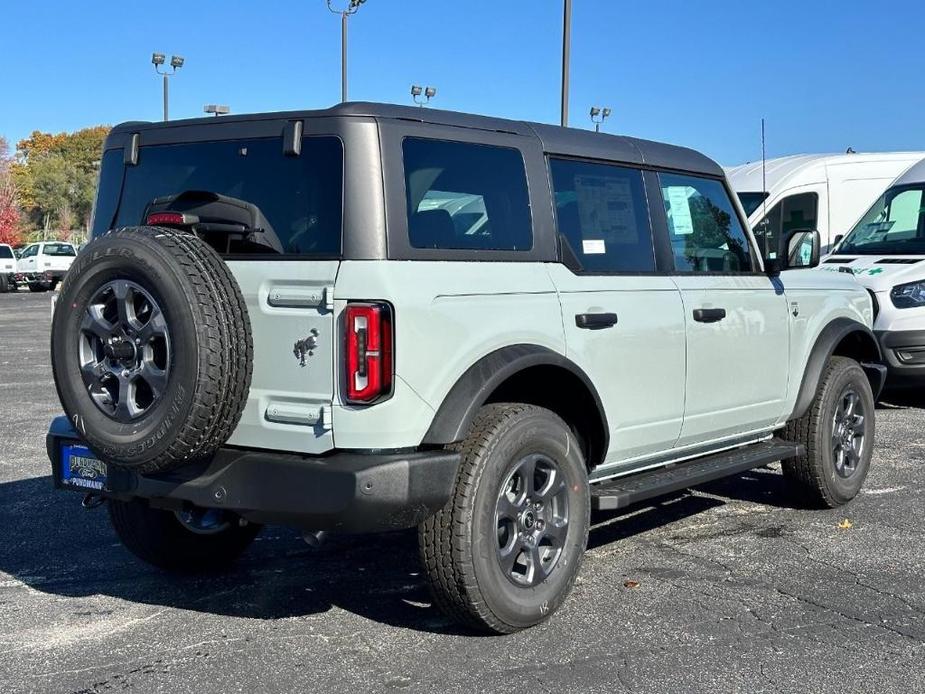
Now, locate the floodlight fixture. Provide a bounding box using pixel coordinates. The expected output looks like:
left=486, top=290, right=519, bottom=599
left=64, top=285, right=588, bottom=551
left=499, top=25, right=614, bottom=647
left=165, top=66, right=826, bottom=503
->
left=151, top=53, right=166, bottom=66
left=590, top=105, right=612, bottom=132
left=412, top=85, right=437, bottom=107
left=170, top=55, right=185, bottom=69
left=204, top=104, right=231, bottom=117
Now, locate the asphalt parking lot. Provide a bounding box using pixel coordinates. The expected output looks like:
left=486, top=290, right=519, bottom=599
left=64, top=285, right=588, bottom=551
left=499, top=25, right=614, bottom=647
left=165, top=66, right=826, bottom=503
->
left=1, top=289, right=924, bottom=694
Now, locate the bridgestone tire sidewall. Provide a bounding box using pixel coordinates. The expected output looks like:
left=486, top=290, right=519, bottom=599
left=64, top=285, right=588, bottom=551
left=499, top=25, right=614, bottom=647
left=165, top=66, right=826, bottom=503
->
left=52, top=233, right=202, bottom=467
left=815, top=361, right=875, bottom=504
left=470, top=412, right=590, bottom=630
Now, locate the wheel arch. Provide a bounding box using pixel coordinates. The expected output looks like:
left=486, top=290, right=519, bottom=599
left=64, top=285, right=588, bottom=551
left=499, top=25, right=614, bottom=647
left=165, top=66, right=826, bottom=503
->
left=421, top=345, right=609, bottom=469
left=790, top=317, right=886, bottom=420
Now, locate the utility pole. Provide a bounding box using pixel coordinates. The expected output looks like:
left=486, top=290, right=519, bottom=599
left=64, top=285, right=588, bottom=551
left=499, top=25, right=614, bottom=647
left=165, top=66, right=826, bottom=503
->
left=327, top=0, right=367, bottom=102
left=560, top=0, right=572, bottom=127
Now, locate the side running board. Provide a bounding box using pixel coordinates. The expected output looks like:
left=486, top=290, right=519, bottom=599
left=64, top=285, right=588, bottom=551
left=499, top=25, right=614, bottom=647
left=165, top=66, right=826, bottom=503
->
left=590, top=437, right=803, bottom=511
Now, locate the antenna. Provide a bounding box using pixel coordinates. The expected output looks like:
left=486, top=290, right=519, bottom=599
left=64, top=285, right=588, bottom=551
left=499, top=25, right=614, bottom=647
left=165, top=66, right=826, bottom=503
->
left=761, top=117, right=769, bottom=257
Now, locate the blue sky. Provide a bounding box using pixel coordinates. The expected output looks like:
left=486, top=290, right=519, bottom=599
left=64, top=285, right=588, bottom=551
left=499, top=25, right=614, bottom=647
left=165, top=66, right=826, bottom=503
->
left=3, top=0, right=924, bottom=165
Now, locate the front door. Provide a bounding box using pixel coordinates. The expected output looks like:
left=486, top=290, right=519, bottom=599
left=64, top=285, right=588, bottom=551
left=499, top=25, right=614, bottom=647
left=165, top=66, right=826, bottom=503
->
left=547, top=159, right=686, bottom=468
left=657, top=172, right=790, bottom=447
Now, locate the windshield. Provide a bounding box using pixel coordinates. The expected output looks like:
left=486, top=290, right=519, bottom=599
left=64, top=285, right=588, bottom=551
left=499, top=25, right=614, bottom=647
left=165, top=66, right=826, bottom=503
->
left=43, top=243, right=76, bottom=256
left=0, top=246, right=12, bottom=259
left=838, top=184, right=925, bottom=255
left=737, top=191, right=768, bottom=217
left=104, top=137, right=343, bottom=256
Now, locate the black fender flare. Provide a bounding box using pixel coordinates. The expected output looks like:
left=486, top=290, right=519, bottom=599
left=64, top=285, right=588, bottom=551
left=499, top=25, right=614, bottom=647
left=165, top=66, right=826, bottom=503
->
left=421, top=344, right=609, bottom=451
left=791, top=317, right=886, bottom=420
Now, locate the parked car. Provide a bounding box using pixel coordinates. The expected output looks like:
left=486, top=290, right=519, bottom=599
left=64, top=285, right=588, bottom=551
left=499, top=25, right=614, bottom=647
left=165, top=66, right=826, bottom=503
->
left=46, top=103, right=884, bottom=633
left=727, top=152, right=925, bottom=257
left=0, top=243, right=16, bottom=292
left=16, top=241, right=77, bottom=292
left=821, top=158, right=925, bottom=388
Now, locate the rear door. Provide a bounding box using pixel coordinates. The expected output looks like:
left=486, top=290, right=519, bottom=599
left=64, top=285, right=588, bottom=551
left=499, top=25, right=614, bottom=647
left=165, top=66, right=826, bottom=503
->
left=110, top=125, right=349, bottom=455
left=657, top=172, right=790, bottom=446
left=547, top=159, right=686, bottom=467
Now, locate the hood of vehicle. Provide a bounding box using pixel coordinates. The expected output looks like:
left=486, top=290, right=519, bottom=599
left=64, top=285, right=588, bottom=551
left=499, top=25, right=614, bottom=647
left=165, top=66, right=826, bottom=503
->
left=820, top=254, right=925, bottom=291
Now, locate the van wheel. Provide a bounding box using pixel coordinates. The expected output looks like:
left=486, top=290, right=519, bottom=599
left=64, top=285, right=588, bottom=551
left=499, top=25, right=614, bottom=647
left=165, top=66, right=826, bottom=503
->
left=782, top=356, right=875, bottom=507
left=108, top=498, right=261, bottom=572
left=419, top=404, right=590, bottom=633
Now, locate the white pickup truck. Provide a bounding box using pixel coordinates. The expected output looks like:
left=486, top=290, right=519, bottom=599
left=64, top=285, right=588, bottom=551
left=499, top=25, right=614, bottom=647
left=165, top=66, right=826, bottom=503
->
left=15, top=241, right=77, bottom=292
left=0, top=244, right=16, bottom=292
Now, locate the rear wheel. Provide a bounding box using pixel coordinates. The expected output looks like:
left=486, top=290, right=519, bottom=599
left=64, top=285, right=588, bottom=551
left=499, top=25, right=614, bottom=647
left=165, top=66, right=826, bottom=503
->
left=108, top=498, right=261, bottom=572
left=783, top=356, right=874, bottom=507
left=0, top=275, right=8, bottom=293
left=29, top=283, right=47, bottom=293
left=419, top=404, right=590, bottom=633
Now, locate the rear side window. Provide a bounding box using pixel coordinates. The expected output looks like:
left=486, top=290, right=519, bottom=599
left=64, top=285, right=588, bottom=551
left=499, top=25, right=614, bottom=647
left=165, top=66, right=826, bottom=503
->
left=402, top=138, right=532, bottom=251
left=114, top=137, right=343, bottom=256
left=659, top=173, right=754, bottom=273
left=0, top=246, right=12, bottom=259
left=549, top=159, right=655, bottom=272
left=43, top=243, right=76, bottom=257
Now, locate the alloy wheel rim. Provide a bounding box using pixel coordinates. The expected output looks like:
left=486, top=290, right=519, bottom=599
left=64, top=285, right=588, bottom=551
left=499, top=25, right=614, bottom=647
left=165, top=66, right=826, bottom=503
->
left=494, top=453, right=569, bottom=587
left=831, top=387, right=866, bottom=479
left=78, top=279, right=171, bottom=422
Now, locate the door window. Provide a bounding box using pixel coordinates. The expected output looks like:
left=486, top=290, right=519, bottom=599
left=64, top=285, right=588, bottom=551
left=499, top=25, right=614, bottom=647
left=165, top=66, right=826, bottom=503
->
left=21, top=245, right=38, bottom=258
left=549, top=159, right=655, bottom=272
left=659, top=173, right=754, bottom=272
left=402, top=138, right=532, bottom=251
left=752, top=192, right=819, bottom=258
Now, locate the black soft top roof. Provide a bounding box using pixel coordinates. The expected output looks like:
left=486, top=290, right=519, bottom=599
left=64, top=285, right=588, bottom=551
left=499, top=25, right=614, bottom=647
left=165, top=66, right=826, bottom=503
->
left=107, top=101, right=723, bottom=177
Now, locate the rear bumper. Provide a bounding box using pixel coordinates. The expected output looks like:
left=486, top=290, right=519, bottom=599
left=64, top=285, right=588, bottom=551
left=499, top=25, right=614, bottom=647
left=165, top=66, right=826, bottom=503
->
left=20, top=270, right=66, bottom=284
left=876, top=330, right=925, bottom=385
left=46, top=416, right=459, bottom=533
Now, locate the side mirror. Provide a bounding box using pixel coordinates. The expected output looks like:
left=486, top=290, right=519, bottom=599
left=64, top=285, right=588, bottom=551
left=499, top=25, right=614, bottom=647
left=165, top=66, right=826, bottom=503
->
left=785, top=229, right=821, bottom=269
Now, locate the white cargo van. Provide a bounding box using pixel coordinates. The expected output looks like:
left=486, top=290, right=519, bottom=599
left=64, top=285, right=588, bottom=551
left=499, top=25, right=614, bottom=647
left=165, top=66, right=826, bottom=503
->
left=822, top=159, right=925, bottom=388
left=727, top=152, right=925, bottom=256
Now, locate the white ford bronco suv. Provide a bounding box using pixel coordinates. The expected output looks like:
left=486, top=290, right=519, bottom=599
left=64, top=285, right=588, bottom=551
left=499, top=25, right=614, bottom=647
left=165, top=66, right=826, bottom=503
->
left=47, top=103, right=885, bottom=633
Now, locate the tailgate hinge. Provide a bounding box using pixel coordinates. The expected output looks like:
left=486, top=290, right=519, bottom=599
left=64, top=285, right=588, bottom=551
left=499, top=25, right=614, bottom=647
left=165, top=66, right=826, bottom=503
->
left=323, top=286, right=335, bottom=311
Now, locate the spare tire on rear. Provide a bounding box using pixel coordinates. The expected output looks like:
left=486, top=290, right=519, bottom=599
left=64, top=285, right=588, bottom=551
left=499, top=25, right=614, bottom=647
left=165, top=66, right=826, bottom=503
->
left=51, top=226, right=253, bottom=474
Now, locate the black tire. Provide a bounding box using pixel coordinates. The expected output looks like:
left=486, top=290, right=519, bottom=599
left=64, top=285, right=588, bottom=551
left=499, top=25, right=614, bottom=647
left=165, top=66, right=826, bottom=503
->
left=782, top=356, right=875, bottom=507
left=29, top=283, right=47, bottom=292
left=51, top=226, right=253, bottom=473
left=419, top=403, right=590, bottom=633
left=0, top=275, right=8, bottom=293
left=108, top=498, right=261, bottom=572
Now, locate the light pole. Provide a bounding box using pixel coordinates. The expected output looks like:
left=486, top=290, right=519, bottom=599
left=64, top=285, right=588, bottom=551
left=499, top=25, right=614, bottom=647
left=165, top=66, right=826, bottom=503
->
left=152, top=53, right=184, bottom=121
left=204, top=104, right=231, bottom=117
left=411, top=85, right=437, bottom=107
left=589, top=106, right=612, bottom=132
left=561, top=0, right=571, bottom=127
left=327, top=0, right=367, bottom=103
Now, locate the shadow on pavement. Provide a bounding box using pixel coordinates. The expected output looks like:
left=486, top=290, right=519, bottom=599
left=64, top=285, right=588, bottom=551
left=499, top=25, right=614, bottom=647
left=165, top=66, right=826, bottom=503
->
left=2, top=468, right=792, bottom=632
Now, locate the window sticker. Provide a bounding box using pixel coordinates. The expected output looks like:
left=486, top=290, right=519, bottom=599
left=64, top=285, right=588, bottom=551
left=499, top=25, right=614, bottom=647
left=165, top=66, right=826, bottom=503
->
left=582, top=239, right=606, bottom=254
left=574, top=175, right=638, bottom=244
left=666, top=186, right=695, bottom=236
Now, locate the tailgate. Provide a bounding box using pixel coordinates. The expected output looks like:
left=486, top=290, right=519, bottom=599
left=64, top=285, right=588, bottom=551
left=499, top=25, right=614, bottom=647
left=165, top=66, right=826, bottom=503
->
left=225, top=260, right=339, bottom=455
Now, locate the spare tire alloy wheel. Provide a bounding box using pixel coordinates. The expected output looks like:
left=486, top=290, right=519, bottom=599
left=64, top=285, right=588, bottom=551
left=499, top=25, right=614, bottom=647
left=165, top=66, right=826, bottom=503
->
left=79, top=280, right=170, bottom=422
left=52, top=226, right=253, bottom=474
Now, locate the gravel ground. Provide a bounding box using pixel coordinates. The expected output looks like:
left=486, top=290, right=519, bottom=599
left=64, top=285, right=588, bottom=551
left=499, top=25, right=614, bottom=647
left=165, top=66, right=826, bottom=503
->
left=1, top=289, right=924, bottom=694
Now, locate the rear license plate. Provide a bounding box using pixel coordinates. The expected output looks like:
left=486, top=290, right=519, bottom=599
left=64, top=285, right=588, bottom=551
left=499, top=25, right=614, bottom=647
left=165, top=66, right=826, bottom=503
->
left=60, top=444, right=107, bottom=491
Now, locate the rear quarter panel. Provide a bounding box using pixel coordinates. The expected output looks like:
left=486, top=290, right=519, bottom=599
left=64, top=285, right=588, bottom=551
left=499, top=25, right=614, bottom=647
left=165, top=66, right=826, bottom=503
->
left=331, top=260, right=565, bottom=449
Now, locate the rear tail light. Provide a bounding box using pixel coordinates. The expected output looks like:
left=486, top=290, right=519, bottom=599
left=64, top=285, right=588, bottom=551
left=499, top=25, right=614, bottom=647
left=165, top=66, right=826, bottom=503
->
left=344, top=302, right=393, bottom=404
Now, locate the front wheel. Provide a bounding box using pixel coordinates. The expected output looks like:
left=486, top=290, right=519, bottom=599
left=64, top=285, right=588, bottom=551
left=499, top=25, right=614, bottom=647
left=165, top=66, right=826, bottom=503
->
left=28, top=283, right=47, bottom=293
left=108, top=498, right=261, bottom=572
left=419, top=403, right=590, bottom=633
left=782, top=356, right=875, bottom=507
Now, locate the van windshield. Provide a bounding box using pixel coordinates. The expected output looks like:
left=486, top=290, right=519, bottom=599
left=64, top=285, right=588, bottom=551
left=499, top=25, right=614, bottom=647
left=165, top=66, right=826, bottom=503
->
left=103, top=137, right=343, bottom=256
left=838, top=184, right=925, bottom=255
